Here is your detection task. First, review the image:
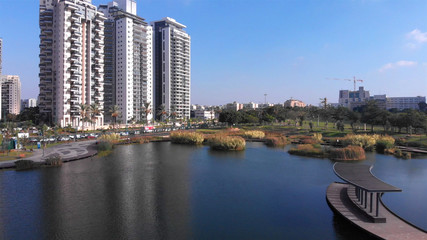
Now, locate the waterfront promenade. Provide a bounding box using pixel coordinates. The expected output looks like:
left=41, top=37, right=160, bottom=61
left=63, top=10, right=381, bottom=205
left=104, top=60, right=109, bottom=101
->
left=0, top=140, right=97, bottom=169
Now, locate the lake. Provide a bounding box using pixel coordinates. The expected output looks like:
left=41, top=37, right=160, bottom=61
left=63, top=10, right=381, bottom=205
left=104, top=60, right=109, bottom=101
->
left=0, top=142, right=426, bottom=239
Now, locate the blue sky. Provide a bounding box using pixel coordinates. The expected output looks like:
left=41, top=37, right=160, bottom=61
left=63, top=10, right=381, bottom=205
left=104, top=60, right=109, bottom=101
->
left=1, top=0, right=426, bottom=106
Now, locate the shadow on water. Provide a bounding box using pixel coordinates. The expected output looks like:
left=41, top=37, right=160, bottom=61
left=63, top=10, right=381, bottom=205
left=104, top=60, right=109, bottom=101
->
left=207, top=148, right=246, bottom=159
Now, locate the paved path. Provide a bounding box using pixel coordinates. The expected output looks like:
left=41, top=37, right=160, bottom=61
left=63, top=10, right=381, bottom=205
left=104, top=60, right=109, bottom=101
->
left=0, top=140, right=97, bottom=169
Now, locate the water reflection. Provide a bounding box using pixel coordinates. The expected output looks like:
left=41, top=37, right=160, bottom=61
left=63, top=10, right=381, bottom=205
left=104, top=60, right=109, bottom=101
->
left=0, top=142, right=426, bottom=239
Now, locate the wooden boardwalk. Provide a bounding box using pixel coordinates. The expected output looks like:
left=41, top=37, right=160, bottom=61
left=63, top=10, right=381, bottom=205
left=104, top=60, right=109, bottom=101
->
left=327, top=182, right=427, bottom=240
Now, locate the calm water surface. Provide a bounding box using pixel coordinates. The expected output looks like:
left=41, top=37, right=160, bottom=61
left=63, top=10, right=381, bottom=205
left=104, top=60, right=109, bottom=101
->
left=0, top=142, right=426, bottom=239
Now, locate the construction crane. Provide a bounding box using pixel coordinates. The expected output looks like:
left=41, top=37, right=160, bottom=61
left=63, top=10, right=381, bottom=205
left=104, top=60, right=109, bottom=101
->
left=327, top=76, right=364, bottom=92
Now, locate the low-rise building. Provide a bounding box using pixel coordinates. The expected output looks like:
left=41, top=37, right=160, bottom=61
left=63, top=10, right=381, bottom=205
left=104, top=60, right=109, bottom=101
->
left=225, top=102, right=243, bottom=111
left=192, top=109, right=215, bottom=120
left=284, top=99, right=306, bottom=108
left=243, top=102, right=258, bottom=109
left=386, top=96, right=426, bottom=110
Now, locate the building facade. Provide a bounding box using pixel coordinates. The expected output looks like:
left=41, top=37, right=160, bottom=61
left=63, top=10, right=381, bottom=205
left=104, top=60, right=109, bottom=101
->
left=39, top=0, right=105, bottom=128
left=339, top=86, right=370, bottom=109
left=225, top=101, right=243, bottom=111
left=99, top=0, right=153, bottom=124
left=21, top=98, right=38, bottom=111
left=152, top=17, right=191, bottom=120
left=386, top=96, right=426, bottom=110
left=284, top=99, right=306, bottom=108
left=1, top=75, right=21, bottom=116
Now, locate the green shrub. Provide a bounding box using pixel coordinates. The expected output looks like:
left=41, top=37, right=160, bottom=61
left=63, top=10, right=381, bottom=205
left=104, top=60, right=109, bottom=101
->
left=15, top=160, right=38, bottom=170
left=265, top=136, right=287, bottom=147
left=342, top=134, right=378, bottom=151
left=171, top=131, right=204, bottom=145
left=208, top=135, right=246, bottom=151
left=376, top=136, right=395, bottom=153
left=97, top=141, right=113, bottom=151
left=243, top=130, right=265, bottom=139
left=328, top=146, right=366, bottom=161
left=312, top=133, right=323, bottom=142
left=288, top=144, right=325, bottom=158
left=402, top=152, right=412, bottom=159
left=45, top=154, right=62, bottom=166
left=98, top=133, right=121, bottom=143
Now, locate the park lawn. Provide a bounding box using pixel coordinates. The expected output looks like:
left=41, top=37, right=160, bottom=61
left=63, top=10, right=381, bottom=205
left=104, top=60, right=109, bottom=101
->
left=405, top=135, right=427, bottom=148
left=0, top=151, right=34, bottom=162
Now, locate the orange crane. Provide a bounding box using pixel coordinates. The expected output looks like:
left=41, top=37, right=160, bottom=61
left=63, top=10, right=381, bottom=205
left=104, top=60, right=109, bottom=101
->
left=327, top=76, right=364, bottom=92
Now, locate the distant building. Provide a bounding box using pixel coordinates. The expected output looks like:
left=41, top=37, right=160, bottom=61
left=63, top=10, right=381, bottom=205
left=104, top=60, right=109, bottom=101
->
left=258, top=103, right=274, bottom=108
left=225, top=101, right=243, bottom=111
left=386, top=96, right=426, bottom=110
left=21, top=98, right=37, bottom=111
left=243, top=102, right=258, bottom=109
left=284, top=99, right=306, bottom=108
left=339, top=86, right=370, bottom=109
left=192, top=109, right=215, bottom=120
left=369, top=95, right=387, bottom=109
left=1, top=75, right=21, bottom=116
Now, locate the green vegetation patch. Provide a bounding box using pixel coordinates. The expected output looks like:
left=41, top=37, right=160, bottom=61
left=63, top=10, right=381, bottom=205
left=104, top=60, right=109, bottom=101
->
left=242, top=130, right=265, bottom=139
left=288, top=144, right=326, bottom=158
left=208, top=135, right=246, bottom=151
left=171, top=131, right=204, bottom=145
left=328, top=146, right=366, bottom=161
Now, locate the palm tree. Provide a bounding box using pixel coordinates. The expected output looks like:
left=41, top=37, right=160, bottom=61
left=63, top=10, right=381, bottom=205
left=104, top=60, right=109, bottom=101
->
left=109, top=105, right=120, bottom=129
left=157, top=104, right=168, bottom=122
left=169, top=105, right=178, bottom=125
left=90, top=103, right=102, bottom=131
left=79, top=104, right=90, bottom=131
left=141, top=101, right=152, bottom=124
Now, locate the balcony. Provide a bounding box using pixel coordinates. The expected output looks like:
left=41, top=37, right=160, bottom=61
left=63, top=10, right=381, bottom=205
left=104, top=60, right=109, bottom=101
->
left=66, top=4, right=78, bottom=10
left=70, top=24, right=79, bottom=31
left=70, top=15, right=79, bottom=22
left=70, top=45, right=80, bottom=52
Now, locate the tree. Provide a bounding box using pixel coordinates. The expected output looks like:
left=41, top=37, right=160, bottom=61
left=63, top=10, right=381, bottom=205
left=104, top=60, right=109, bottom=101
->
left=360, top=101, right=384, bottom=132
left=157, top=104, right=168, bottom=122
left=90, top=103, right=102, bottom=130
left=141, top=101, right=152, bottom=124
left=79, top=104, right=90, bottom=130
left=169, top=105, right=178, bottom=125
left=219, top=110, right=242, bottom=125
left=109, top=105, right=120, bottom=129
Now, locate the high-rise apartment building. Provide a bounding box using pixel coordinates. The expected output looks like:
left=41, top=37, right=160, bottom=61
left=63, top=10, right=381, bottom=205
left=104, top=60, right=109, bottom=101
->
left=21, top=98, right=38, bottom=111
left=38, top=0, right=105, bottom=128
left=99, top=0, right=153, bottom=123
left=152, top=17, right=191, bottom=120
left=1, top=75, right=21, bottom=116
left=0, top=38, right=3, bottom=76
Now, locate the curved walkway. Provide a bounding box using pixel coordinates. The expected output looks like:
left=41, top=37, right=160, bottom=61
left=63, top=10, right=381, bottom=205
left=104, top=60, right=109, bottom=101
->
left=327, top=182, right=427, bottom=239
left=0, top=140, right=98, bottom=169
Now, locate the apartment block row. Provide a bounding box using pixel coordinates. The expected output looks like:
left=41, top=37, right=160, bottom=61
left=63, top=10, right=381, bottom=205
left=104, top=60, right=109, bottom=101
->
left=38, top=0, right=191, bottom=128
left=338, top=87, right=426, bottom=110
